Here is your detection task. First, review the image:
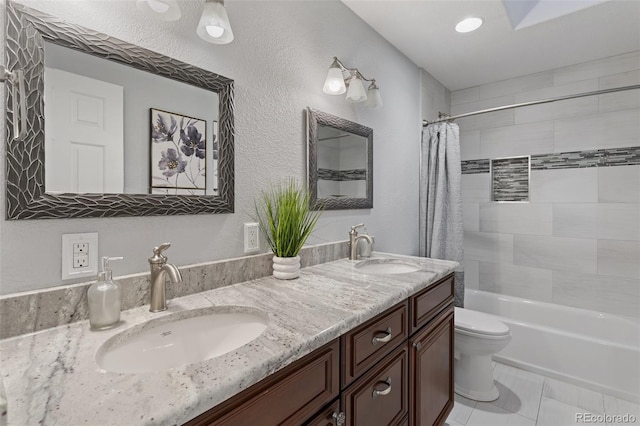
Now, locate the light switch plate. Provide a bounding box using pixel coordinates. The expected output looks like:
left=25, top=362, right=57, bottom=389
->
left=62, top=232, right=98, bottom=280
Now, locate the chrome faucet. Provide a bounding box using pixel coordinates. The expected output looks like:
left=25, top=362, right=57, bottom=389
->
left=349, top=224, right=373, bottom=261
left=148, top=243, right=183, bottom=312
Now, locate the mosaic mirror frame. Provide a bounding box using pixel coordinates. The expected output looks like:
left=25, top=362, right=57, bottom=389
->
left=306, top=108, right=373, bottom=210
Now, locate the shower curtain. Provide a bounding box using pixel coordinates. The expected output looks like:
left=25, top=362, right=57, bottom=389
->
left=419, top=122, right=464, bottom=307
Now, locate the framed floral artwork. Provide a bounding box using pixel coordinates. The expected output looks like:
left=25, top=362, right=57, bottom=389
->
left=150, top=108, right=207, bottom=195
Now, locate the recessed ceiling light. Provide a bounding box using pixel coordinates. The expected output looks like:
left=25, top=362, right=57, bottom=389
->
left=455, top=17, right=483, bottom=33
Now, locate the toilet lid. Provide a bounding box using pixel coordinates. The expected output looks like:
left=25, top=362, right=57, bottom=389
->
left=455, top=307, right=510, bottom=336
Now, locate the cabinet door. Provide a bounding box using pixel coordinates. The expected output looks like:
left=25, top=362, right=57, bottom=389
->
left=342, top=345, right=409, bottom=426
left=409, top=305, right=454, bottom=426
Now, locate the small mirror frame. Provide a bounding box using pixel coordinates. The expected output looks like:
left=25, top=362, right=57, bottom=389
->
left=306, top=108, right=373, bottom=210
left=5, top=2, right=234, bottom=219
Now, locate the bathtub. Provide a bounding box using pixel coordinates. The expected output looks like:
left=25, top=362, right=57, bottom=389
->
left=464, top=290, right=640, bottom=403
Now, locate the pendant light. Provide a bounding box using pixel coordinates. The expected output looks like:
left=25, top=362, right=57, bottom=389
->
left=136, top=0, right=181, bottom=21
left=197, top=0, right=234, bottom=44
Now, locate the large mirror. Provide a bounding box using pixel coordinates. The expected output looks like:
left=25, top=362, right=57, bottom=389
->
left=5, top=2, right=234, bottom=219
left=306, top=108, right=373, bottom=210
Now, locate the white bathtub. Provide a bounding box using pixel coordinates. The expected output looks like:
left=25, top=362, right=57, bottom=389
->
left=464, top=289, right=640, bottom=403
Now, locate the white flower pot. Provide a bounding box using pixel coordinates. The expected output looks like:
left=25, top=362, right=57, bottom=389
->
left=272, top=255, right=300, bottom=280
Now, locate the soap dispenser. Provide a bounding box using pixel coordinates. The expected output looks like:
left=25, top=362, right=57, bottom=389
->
left=88, top=256, right=123, bottom=330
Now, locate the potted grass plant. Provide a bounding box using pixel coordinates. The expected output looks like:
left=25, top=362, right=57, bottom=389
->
left=255, top=178, right=322, bottom=279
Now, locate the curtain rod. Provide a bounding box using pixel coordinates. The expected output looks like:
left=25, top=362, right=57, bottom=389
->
left=422, top=84, right=640, bottom=126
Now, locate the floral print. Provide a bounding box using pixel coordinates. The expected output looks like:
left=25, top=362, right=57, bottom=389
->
left=152, top=114, right=177, bottom=143
left=158, top=148, right=187, bottom=178
left=151, top=109, right=212, bottom=195
left=180, top=124, right=206, bottom=159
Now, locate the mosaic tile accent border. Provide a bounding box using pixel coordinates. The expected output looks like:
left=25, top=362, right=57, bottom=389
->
left=491, top=156, right=529, bottom=202
left=461, top=159, right=490, bottom=174
left=462, top=145, right=640, bottom=174
left=531, top=146, right=640, bottom=170
left=318, top=168, right=367, bottom=181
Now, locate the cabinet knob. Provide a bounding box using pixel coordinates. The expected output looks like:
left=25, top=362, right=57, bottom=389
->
left=332, top=411, right=346, bottom=426
left=371, top=327, right=392, bottom=345
left=372, top=376, right=392, bottom=398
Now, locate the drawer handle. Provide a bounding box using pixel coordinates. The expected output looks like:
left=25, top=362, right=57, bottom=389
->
left=371, top=327, right=392, bottom=345
left=372, top=376, right=392, bottom=398
left=332, top=411, right=346, bottom=426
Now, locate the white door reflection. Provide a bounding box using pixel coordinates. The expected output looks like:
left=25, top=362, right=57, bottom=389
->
left=45, top=68, right=124, bottom=194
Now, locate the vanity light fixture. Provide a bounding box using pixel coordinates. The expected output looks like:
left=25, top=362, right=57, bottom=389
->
left=197, top=0, right=234, bottom=44
left=322, top=59, right=347, bottom=95
left=346, top=72, right=367, bottom=103
left=137, top=0, right=234, bottom=44
left=455, top=17, right=483, bottom=33
left=364, top=80, right=382, bottom=108
left=322, top=57, right=382, bottom=108
left=136, top=0, right=182, bottom=21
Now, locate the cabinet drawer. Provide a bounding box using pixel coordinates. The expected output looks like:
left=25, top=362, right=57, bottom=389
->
left=341, top=301, right=409, bottom=387
left=185, top=339, right=339, bottom=426
left=410, top=274, right=454, bottom=334
left=342, top=344, right=409, bottom=426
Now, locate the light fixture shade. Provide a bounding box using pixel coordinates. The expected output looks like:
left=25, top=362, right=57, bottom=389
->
left=346, top=75, right=367, bottom=103
left=365, top=85, right=382, bottom=108
left=197, top=0, right=234, bottom=44
left=323, top=65, right=346, bottom=95
left=136, top=0, right=181, bottom=21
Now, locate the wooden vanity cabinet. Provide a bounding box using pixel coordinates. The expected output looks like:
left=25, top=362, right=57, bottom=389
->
left=410, top=274, right=454, bottom=334
left=185, top=273, right=455, bottom=426
left=408, top=274, right=455, bottom=426
left=341, top=344, right=409, bottom=426
left=304, top=399, right=342, bottom=426
left=185, top=339, right=340, bottom=426
left=341, top=301, right=409, bottom=388
left=409, top=306, right=454, bottom=426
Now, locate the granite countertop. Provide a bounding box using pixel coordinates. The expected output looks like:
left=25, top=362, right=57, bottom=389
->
left=0, top=253, right=457, bottom=426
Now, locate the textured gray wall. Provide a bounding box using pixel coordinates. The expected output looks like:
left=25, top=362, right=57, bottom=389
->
left=0, top=0, right=425, bottom=294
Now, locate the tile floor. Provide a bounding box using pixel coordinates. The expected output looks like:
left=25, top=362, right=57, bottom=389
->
left=446, top=362, right=640, bottom=426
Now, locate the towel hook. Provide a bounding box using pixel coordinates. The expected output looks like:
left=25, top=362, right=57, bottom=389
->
left=1, top=66, right=27, bottom=141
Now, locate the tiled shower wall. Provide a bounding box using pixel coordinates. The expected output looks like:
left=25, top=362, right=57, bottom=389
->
left=453, top=51, right=640, bottom=318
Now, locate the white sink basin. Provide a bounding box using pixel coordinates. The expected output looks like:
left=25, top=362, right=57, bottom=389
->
left=96, top=307, right=268, bottom=374
left=355, top=259, right=423, bottom=275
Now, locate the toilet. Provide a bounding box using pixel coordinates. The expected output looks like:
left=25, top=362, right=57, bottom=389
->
left=454, top=307, right=511, bottom=402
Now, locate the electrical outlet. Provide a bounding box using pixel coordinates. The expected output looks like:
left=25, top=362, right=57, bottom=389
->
left=244, top=223, right=260, bottom=253
left=74, top=254, right=89, bottom=268
left=62, top=233, right=98, bottom=280
left=73, top=242, right=89, bottom=254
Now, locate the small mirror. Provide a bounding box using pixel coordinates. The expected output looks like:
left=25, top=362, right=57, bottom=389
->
left=306, top=108, right=373, bottom=210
